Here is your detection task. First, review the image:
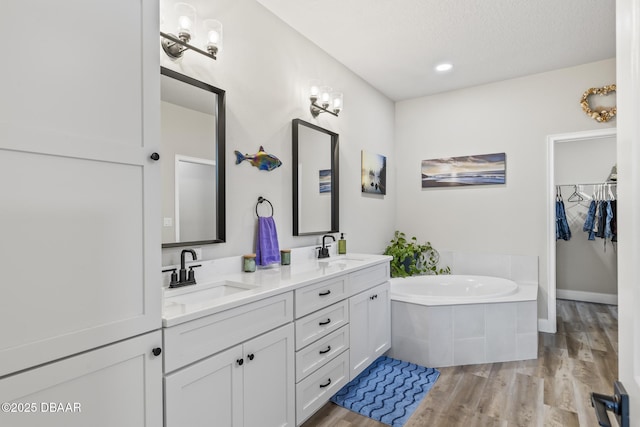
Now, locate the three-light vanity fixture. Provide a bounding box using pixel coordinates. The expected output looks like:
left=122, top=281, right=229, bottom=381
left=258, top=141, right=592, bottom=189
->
left=161, top=2, right=222, bottom=61
left=309, top=80, right=343, bottom=117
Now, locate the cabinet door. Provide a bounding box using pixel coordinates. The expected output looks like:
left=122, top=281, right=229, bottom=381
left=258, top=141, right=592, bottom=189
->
left=0, top=331, right=162, bottom=427
left=349, top=288, right=372, bottom=379
left=349, top=282, right=391, bottom=380
left=165, top=345, right=244, bottom=427
left=244, top=324, right=295, bottom=427
left=0, top=0, right=161, bottom=377
left=370, top=282, right=391, bottom=360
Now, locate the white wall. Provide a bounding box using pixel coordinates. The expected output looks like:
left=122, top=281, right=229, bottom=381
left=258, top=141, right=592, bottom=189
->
left=395, top=58, right=616, bottom=322
left=160, top=0, right=396, bottom=265
left=554, top=137, right=617, bottom=297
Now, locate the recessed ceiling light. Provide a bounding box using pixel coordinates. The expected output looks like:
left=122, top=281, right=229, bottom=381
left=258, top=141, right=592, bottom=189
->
left=435, top=63, right=453, bottom=72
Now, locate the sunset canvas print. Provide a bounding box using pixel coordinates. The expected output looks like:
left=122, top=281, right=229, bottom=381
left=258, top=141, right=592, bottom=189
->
left=421, top=153, right=506, bottom=188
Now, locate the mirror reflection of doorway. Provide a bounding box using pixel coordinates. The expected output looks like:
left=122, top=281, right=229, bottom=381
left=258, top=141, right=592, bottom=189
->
left=175, top=156, right=216, bottom=242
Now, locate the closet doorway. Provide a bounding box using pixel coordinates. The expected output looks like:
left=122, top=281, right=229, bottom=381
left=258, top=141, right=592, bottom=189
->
left=547, top=128, right=617, bottom=333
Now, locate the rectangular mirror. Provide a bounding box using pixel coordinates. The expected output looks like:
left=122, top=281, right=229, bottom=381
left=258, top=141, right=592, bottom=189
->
left=292, top=119, right=339, bottom=235
left=161, top=67, right=226, bottom=247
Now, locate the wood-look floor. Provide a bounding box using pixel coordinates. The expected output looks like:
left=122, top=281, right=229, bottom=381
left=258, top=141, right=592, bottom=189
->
left=301, top=299, right=618, bottom=427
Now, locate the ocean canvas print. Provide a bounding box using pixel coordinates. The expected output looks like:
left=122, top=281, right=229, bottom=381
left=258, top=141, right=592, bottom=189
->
left=421, top=153, right=506, bottom=188
left=319, top=169, right=331, bottom=193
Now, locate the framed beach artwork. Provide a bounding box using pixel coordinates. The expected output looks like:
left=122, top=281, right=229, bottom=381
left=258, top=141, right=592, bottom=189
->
left=421, top=153, right=506, bottom=188
left=361, top=150, right=387, bottom=194
left=319, top=169, right=331, bottom=193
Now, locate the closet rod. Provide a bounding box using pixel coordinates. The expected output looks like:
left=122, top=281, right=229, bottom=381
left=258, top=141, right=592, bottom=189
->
left=557, top=182, right=617, bottom=187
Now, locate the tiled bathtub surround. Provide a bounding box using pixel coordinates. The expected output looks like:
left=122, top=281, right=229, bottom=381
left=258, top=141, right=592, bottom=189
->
left=389, top=252, right=538, bottom=368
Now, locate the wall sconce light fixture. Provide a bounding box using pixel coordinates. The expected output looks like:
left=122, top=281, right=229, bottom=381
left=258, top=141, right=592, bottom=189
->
left=309, top=80, right=343, bottom=117
left=161, top=2, right=222, bottom=61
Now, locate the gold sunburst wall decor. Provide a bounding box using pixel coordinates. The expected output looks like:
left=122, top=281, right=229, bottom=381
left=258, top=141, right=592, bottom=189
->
left=580, top=84, right=617, bottom=122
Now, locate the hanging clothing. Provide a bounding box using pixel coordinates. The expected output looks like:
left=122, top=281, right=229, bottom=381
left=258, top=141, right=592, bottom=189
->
left=610, top=200, right=617, bottom=242
left=596, top=201, right=607, bottom=239
left=604, top=201, right=613, bottom=239
left=579, top=184, right=618, bottom=246
left=583, top=200, right=597, bottom=238
left=556, top=199, right=571, bottom=241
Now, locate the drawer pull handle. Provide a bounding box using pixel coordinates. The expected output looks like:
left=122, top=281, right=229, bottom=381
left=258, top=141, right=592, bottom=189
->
left=319, top=319, right=331, bottom=326
left=319, top=378, right=332, bottom=388
left=370, top=294, right=378, bottom=300
left=247, top=353, right=255, bottom=361
left=319, top=345, right=332, bottom=355
left=151, top=347, right=162, bottom=357
left=318, top=290, right=331, bottom=296
left=237, top=358, right=244, bottom=366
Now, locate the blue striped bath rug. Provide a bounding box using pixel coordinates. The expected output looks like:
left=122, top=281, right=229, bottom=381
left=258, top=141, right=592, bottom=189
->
left=330, top=356, right=439, bottom=427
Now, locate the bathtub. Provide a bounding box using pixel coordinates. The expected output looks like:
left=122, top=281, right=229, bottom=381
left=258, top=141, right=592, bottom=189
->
left=391, top=275, right=519, bottom=303
left=388, top=274, right=538, bottom=367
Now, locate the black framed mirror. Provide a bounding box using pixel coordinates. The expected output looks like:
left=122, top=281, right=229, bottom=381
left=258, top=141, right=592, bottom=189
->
left=160, top=67, right=226, bottom=247
left=292, top=119, right=339, bottom=235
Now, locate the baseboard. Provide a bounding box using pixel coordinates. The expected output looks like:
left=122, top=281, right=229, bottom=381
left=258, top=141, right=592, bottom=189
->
left=557, top=289, right=618, bottom=305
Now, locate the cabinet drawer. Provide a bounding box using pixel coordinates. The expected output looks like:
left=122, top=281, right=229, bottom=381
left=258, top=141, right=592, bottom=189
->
left=295, top=325, right=349, bottom=382
left=164, top=292, right=293, bottom=372
left=295, top=300, right=348, bottom=351
left=296, top=350, right=350, bottom=426
left=349, top=262, right=389, bottom=296
left=295, top=275, right=348, bottom=318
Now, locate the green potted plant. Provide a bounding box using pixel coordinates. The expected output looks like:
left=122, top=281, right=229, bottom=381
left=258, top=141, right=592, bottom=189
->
left=383, top=230, right=451, bottom=278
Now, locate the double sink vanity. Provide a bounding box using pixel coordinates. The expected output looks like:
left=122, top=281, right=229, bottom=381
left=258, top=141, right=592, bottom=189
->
left=161, top=252, right=392, bottom=427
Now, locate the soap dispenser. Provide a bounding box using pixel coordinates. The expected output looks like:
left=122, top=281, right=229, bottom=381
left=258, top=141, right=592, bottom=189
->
left=338, top=233, right=347, bottom=254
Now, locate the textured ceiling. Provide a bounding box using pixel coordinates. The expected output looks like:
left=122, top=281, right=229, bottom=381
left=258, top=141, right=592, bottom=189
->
left=255, top=0, right=616, bottom=101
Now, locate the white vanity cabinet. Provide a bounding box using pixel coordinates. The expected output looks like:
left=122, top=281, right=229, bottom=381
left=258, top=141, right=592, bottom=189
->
left=0, top=331, right=162, bottom=427
left=163, top=292, right=295, bottom=427
left=348, top=263, right=391, bottom=380
left=349, top=281, right=391, bottom=380
left=165, top=324, right=294, bottom=427
left=162, top=255, right=392, bottom=427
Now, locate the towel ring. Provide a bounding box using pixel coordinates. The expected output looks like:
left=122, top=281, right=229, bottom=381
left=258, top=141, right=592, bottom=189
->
left=256, top=197, right=274, bottom=218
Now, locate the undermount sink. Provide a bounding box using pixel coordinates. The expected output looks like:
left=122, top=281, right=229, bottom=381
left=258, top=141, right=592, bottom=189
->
left=319, top=255, right=369, bottom=265
left=165, top=281, right=258, bottom=306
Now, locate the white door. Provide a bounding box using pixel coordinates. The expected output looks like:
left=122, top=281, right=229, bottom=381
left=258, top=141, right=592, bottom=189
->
left=616, top=0, right=640, bottom=424
left=0, top=0, right=161, bottom=376
left=244, top=324, right=295, bottom=427
left=0, top=331, right=162, bottom=427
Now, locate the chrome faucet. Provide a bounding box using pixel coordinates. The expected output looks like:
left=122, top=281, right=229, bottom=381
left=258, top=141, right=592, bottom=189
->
left=164, top=249, right=201, bottom=288
left=317, top=235, right=336, bottom=259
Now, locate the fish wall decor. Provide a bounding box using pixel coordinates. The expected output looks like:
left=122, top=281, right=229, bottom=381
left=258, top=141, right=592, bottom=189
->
left=235, top=146, right=283, bottom=171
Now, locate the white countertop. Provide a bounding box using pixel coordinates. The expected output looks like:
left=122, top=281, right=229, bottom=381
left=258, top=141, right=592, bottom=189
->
left=162, top=254, right=392, bottom=327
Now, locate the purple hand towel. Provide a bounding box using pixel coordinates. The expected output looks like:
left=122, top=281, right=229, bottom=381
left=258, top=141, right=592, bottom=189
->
left=256, top=216, right=281, bottom=266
